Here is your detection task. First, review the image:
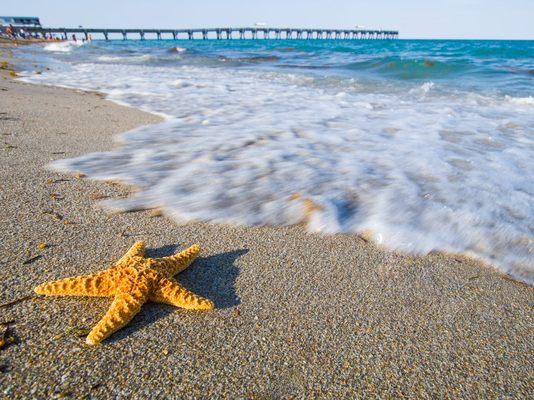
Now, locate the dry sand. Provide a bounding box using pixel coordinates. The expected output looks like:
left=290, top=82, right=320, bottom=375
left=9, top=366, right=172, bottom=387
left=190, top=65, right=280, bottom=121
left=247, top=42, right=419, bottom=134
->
left=0, top=61, right=533, bottom=398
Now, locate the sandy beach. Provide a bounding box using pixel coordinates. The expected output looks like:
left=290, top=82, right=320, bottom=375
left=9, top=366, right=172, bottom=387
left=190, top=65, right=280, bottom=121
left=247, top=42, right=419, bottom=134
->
left=0, top=56, right=533, bottom=398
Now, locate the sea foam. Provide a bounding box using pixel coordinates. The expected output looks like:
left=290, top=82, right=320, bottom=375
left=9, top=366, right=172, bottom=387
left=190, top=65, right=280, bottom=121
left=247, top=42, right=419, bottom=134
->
left=44, top=41, right=84, bottom=53
left=98, top=54, right=155, bottom=63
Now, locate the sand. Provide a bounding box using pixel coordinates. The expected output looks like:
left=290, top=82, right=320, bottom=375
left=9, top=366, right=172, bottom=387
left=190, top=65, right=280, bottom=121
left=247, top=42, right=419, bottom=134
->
left=0, top=59, right=533, bottom=399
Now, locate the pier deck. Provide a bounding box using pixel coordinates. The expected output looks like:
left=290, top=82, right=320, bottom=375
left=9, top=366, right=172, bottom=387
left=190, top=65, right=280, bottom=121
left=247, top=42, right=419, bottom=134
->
left=24, top=26, right=399, bottom=41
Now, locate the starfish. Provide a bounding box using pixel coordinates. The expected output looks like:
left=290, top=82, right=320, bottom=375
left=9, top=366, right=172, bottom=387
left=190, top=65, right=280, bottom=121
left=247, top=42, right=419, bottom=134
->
left=35, top=241, right=214, bottom=345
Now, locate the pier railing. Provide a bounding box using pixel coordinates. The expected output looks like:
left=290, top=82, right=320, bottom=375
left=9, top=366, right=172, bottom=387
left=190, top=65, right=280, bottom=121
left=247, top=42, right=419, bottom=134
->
left=23, top=26, right=399, bottom=41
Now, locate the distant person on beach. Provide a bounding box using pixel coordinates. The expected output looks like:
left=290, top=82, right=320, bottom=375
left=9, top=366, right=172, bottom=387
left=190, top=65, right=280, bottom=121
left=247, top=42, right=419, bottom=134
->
left=72, top=34, right=77, bottom=42
left=5, top=25, right=13, bottom=38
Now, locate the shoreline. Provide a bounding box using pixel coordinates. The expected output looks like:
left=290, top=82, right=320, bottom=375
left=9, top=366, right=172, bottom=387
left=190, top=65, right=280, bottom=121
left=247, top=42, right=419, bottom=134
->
left=1, top=49, right=533, bottom=398
left=22, top=74, right=529, bottom=285
left=12, top=41, right=533, bottom=286
left=11, top=57, right=531, bottom=286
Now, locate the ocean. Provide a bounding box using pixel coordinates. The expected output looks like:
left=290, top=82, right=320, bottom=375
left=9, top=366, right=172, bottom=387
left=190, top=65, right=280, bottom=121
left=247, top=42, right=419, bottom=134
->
left=18, top=39, right=534, bottom=283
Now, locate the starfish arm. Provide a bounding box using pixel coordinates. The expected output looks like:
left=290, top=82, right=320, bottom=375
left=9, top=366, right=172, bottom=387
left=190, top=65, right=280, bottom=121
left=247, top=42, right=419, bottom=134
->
left=153, top=244, right=201, bottom=277
left=86, top=290, right=148, bottom=345
left=34, top=271, right=117, bottom=297
left=115, top=241, right=146, bottom=265
left=150, top=277, right=214, bottom=310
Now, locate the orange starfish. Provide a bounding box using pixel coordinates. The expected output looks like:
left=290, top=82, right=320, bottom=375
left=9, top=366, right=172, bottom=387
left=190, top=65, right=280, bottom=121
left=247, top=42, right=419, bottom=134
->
left=35, top=241, right=214, bottom=345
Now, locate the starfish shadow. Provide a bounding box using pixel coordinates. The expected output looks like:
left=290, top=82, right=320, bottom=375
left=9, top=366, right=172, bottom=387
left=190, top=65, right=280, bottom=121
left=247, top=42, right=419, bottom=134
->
left=109, top=246, right=247, bottom=343
left=180, top=248, right=247, bottom=309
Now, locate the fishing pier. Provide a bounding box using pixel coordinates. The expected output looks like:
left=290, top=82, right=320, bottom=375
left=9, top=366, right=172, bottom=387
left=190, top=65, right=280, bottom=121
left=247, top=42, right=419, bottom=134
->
left=25, top=26, right=399, bottom=41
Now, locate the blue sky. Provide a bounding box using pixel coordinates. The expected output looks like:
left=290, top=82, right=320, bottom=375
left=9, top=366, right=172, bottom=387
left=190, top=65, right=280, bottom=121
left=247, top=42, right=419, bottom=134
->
left=2, top=0, right=533, bottom=39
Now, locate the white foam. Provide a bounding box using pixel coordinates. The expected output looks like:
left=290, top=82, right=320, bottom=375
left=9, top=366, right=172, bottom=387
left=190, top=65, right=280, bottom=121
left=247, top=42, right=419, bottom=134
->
left=25, top=61, right=534, bottom=283
left=421, top=81, right=435, bottom=93
left=98, top=54, right=154, bottom=63
left=506, top=95, right=534, bottom=106
left=44, top=41, right=84, bottom=53
left=409, top=81, right=434, bottom=95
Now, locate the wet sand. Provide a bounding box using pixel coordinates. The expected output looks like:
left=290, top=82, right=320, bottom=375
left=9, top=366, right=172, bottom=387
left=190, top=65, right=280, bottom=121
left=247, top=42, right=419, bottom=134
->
left=0, top=62, right=532, bottom=398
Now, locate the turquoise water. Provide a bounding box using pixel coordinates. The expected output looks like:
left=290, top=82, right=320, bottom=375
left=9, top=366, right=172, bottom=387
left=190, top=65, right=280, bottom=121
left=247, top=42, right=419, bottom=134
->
left=20, top=39, right=534, bottom=282
left=33, top=39, right=534, bottom=95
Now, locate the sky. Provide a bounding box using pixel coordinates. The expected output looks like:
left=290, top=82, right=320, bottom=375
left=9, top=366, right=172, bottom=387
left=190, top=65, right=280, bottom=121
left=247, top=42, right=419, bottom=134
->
left=2, top=0, right=533, bottom=40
